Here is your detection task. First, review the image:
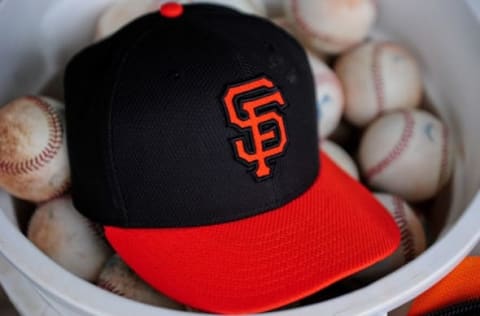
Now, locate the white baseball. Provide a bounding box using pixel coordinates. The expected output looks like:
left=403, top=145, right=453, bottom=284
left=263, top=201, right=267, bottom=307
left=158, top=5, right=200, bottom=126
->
left=27, top=196, right=113, bottom=281
left=283, top=0, right=377, bottom=54
left=335, top=41, right=423, bottom=127
left=308, top=53, right=344, bottom=139
left=97, top=255, right=184, bottom=310
left=353, top=193, right=426, bottom=280
left=359, top=110, right=454, bottom=202
left=0, top=96, right=70, bottom=203
left=321, top=140, right=359, bottom=180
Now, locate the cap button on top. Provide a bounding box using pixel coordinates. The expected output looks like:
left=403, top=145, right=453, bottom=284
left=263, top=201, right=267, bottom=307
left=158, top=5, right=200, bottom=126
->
left=159, top=2, right=184, bottom=18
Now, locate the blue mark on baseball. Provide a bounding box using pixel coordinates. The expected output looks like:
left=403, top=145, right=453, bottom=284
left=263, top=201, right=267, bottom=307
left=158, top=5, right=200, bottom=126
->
left=424, top=122, right=435, bottom=142
left=316, top=94, right=331, bottom=120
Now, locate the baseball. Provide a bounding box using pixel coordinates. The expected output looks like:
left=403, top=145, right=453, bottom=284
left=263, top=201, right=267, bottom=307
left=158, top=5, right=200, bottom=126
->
left=27, top=196, right=113, bottom=281
left=308, top=53, right=344, bottom=139
left=353, top=193, right=426, bottom=280
left=321, top=140, right=359, bottom=180
left=97, top=255, right=184, bottom=310
left=359, top=110, right=454, bottom=202
left=0, top=96, right=70, bottom=203
left=335, top=41, right=423, bottom=127
left=283, top=0, right=377, bottom=54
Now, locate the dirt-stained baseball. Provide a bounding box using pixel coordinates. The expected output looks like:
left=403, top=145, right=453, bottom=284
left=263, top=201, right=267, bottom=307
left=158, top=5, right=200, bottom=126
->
left=359, top=110, right=453, bottom=202
left=353, top=193, right=426, bottom=280
left=335, top=41, right=423, bottom=127
left=0, top=96, right=70, bottom=203
left=321, top=140, right=359, bottom=180
left=27, top=196, right=113, bottom=281
left=308, top=53, right=344, bottom=139
left=97, top=255, right=184, bottom=309
left=283, top=0, right=377, bottom=54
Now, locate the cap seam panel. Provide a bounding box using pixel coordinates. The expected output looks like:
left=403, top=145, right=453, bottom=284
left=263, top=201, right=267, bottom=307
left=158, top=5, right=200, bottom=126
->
left=107, top=25, right=158, bottom=224
left=204, top=17, right=281, bottom=206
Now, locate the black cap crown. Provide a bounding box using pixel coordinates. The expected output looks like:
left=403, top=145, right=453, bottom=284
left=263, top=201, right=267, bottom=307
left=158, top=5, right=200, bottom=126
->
left=65, top=4, right=318, bottom=228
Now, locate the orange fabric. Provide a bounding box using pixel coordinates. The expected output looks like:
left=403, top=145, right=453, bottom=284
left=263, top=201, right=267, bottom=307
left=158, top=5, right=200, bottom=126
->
left=223, top=77, right=287, bottom=179
left=105, top=152, right=400, bottom=314
left=409, top=256, right=480, bottom=316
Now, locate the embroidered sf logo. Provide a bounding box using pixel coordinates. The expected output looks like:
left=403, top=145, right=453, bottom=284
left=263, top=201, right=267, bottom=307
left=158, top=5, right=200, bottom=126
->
left=223, top=76, right=288, bottom=180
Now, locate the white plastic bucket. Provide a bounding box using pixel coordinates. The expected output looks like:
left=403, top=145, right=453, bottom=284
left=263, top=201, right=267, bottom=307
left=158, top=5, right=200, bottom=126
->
left=1, top=0, right=480, bottom=315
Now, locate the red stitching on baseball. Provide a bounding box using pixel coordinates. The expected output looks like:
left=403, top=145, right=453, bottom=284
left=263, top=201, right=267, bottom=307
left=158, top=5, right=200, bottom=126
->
left=365, top=111, right=415, bottom=180
left=391, top=196, right=416, bottom=262
left=438, top=124, right=450, bottom=190
left=372, top=43, right=385, bottom=116
left=97, top=279, right=126, bottom=297
left=290, top=0, right=360, bottom=49
left=0, top=96, right=63, bottom=175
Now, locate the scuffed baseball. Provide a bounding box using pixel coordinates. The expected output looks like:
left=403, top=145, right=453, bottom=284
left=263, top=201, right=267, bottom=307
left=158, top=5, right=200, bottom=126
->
left=359, top=110, right=454, bottom=202
left=0, top=96, right=70, bottom=203
left=336, top=42, right=423, bottom=127
left=321, top=140, right=359, bottom=180
left=97, top=255, right=184, bottom=310
left=308, top=53, right=344, bottom=139
left=284, top=0, right=377, bottom=54
left=27, top=197, right=113, bottom=281
left=353, top=193, right=426, bottom=280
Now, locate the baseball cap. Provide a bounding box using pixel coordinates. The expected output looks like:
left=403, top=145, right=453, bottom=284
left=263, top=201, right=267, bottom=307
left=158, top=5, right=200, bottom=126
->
left=64, top=2, right=400, bottom=313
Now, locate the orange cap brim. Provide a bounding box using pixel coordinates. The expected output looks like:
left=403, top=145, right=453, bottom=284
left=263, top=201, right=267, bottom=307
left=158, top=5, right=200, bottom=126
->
left=105, top=152, right=400, bottom=314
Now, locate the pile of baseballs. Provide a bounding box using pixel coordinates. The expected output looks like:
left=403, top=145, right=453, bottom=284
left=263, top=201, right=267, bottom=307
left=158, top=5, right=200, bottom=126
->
left=278, top=0, right=454, bottom=284
left=0, top=0, right=455, bottom=312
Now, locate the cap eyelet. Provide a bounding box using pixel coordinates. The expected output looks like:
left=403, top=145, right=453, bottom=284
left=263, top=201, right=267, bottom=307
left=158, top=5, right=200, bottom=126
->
left=159, top=2, right=184, bottom=18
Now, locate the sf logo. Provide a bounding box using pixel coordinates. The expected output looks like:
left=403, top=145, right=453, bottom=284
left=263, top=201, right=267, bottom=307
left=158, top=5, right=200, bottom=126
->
left=223, top=77, right=288, bottom=180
